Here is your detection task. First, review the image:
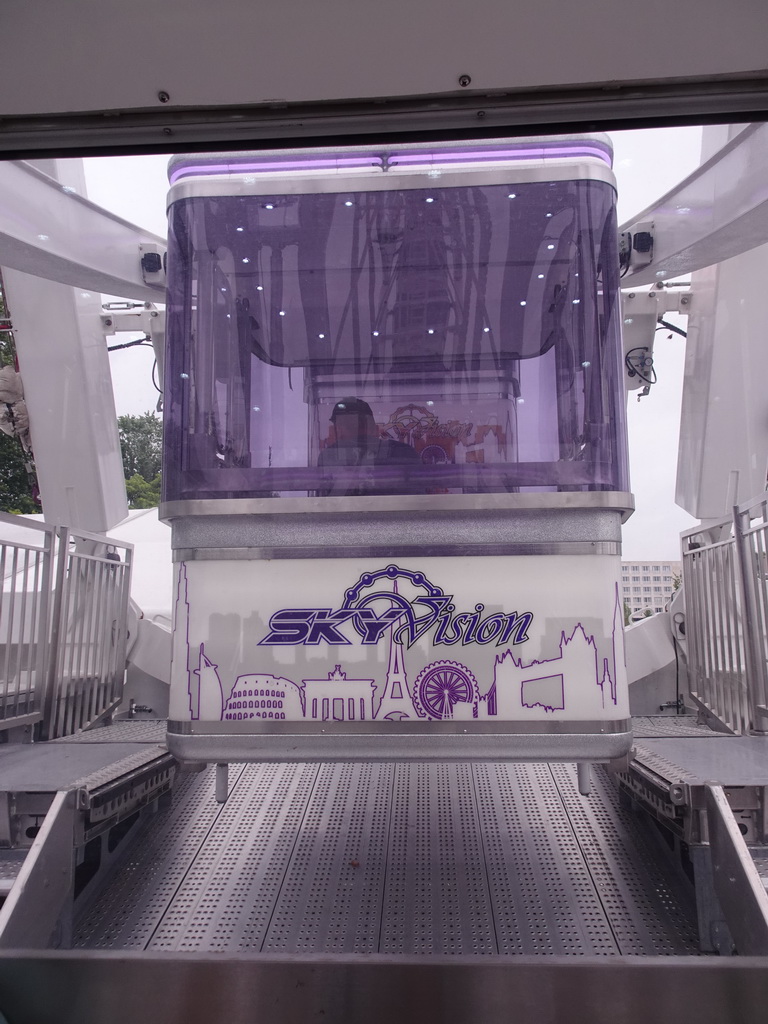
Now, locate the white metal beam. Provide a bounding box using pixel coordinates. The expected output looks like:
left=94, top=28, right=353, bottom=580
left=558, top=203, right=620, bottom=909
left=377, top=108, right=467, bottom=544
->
left=2, top=267, right=129, bottom=532
left=0, top=161, right=166, bottom=302
left=620, top=124, right=768, bottom=286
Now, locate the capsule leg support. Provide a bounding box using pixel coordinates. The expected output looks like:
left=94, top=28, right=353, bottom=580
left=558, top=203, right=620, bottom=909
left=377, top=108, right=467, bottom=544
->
left=215, top=762, right=229, bottom=803
left=577, top=762, right=592, bottom=796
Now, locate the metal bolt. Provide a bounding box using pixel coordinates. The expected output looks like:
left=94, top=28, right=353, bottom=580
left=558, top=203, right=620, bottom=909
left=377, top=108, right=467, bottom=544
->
left=163, top=127, right=173, bottom=136
left=476, top=110, right=486, bottom=119
left=458, top=75, right=471, bottom=88
left=158, top=91, right=170, bottom=103
left=104, top=318, right=112, bottom=328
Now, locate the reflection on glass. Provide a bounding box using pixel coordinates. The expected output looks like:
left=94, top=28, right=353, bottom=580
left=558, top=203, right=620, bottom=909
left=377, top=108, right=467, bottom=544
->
left=163, top=141, right=628, bottom=501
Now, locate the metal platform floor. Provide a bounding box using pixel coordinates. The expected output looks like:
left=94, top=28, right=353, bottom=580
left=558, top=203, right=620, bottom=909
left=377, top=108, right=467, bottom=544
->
left=74, top=760, right=700, bottom=957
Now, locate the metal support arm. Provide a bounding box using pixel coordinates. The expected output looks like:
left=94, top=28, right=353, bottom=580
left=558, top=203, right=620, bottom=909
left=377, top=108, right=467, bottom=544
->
left=0, top=161, right=166, bottom=303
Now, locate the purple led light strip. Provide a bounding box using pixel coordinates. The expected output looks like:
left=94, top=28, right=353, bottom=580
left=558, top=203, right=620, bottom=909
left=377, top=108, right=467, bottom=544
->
left=389, top=144, right=611, bottom=165
left=169, top=156, right=381, bottom=184
left=169, top=143, right=612, bottom=184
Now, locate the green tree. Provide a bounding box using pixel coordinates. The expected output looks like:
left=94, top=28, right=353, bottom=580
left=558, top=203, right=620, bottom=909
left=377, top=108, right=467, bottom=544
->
left=623, top=601, right=633, bottom=627
left=0, top=278, right=38, bottom=515
left=118, top=413, right=162, bottom=508
left=118, top=413, right=162, bottom=481
left=125, top=472, right=161, bottom=509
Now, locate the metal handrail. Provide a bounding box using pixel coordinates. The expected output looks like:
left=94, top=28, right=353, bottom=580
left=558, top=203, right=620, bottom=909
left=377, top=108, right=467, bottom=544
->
left=42, top=528, right=133, bottom=739
left=0, top=512, right=54, bottom=731
left=0, top=513, right=133, bottom=738
left=681, top=494, right=768, bottom=734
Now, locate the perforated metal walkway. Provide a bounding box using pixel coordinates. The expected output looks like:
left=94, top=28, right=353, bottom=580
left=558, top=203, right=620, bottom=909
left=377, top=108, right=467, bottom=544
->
left=74, top=761, right=699, bottom=956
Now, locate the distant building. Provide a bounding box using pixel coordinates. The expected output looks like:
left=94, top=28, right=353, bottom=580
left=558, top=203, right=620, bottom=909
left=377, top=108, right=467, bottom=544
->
left=621, top=560, right=681, bottom=620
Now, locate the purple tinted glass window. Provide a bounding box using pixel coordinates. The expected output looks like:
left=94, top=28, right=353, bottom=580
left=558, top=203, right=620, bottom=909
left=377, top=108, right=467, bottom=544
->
left=163, top=179, right=628, bottom=501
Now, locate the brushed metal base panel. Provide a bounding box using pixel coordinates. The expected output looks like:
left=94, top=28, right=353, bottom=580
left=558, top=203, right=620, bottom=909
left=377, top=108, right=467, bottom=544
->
left=166, top=730, right=634, bottom=764
left=75, top=763, right=699, bottom=957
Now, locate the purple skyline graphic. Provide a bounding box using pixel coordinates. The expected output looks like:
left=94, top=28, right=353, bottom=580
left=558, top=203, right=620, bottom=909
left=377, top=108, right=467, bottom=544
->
left=521, top=673, right=565, bottom=712
left=175, top=567, right=625, bottom=722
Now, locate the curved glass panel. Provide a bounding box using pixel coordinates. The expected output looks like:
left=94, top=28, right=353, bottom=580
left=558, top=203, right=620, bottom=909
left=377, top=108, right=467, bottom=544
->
left=163, top=176, right=628, bottom=501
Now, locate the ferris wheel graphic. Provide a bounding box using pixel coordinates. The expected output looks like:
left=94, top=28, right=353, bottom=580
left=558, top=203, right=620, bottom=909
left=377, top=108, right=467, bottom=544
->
left=412, top=661, right=479, bottom=720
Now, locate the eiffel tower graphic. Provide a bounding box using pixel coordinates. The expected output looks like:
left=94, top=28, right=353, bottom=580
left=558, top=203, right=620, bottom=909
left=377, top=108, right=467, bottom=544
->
left=375, top=580, right=416, bottom=720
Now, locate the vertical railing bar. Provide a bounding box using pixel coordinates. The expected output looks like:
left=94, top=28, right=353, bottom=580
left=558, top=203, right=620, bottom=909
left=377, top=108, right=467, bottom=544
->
left=741, top=526, right=758, bottom=732
left=723, top=540, right=740, bottom=733
left=753, top=519, right=768, bottom=714
left=713, top=543, right=729, bottom=727
left=105, top=553, right=124, bottom=713
left=689, top=548, right=703, bottom=706
left=98, top=553, right=117, bottom=719
left=701, top=545, right=717, bottom=718
left=746, top=512, right=765, bottom=729
left=724, top=540, right=741, bottom=733
left=80, top=555, right=96, bottom=728
left=683, top=549, right=700, bottom=706
left=114, top=550, right=132, bottom=706
left=71, top=552, right=88, bottom=731
left=711, top=544, right=727, bottom=726
left=702, top=542, right=720, bottom=719
left=726, top=540, right=745, bottom=732
left=42, top=528, right=69, bottom=740
left=99, top=555, right=120, bottom=715
left=711, top=543, right=726, bottom=727
left=54, top=541, right=73, bottom=739
left=61, top=541, right=83, bottom=738
left=695, top=549, right=708, bottom=709
left=726, top=535, right=743, bottom=733
left=3, top=547, right=20, bottom=718
left=87, top=555, right=107, bottom=725
left=696, top=547, right=711, bottom=710
left=79, top=554, right=98, bottom=728
left=712, top=543, right=729, bottom=729
left=36, top=529, right=54, bottom=728
left=28, top=547, right=43, bottom=715
left=733, top=505, right=761, bottom=733
left=750, top=514, right=768, bottom=723
left=720, top=543, right=735, bottom=712
left=17, top=548, right=31, bottom=712
left=104, top=557, right=122, bottom=710
left=55, top=544, right=74, bottom=738
left=742, top=516, right=760, bottom=731
left=76, top=547, right=97, bottom=731
left=69, top=549, right=90, bottom=733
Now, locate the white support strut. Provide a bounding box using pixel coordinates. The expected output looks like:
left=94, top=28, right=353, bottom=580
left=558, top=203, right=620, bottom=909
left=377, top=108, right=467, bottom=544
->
left=620, top=123, right=768, bottom=286
left=0, top=161, right=166, bottom=303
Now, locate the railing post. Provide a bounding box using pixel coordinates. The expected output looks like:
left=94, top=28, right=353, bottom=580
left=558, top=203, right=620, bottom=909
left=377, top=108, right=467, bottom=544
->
left=732, top=505, right=768, bottom=734
left=114, top=545, right=133, bottom=702
left=40, top=527, right=70, bottom=741
left=34, top=528, right=55, bottom=718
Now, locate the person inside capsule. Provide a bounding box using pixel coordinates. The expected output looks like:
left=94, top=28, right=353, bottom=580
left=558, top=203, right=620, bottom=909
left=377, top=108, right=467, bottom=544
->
left=318, top=397, right=420, bottom=495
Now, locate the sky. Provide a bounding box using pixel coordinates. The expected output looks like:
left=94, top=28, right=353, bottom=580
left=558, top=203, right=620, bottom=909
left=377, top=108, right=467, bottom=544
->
left=82, top=127, right=704, bottom=559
